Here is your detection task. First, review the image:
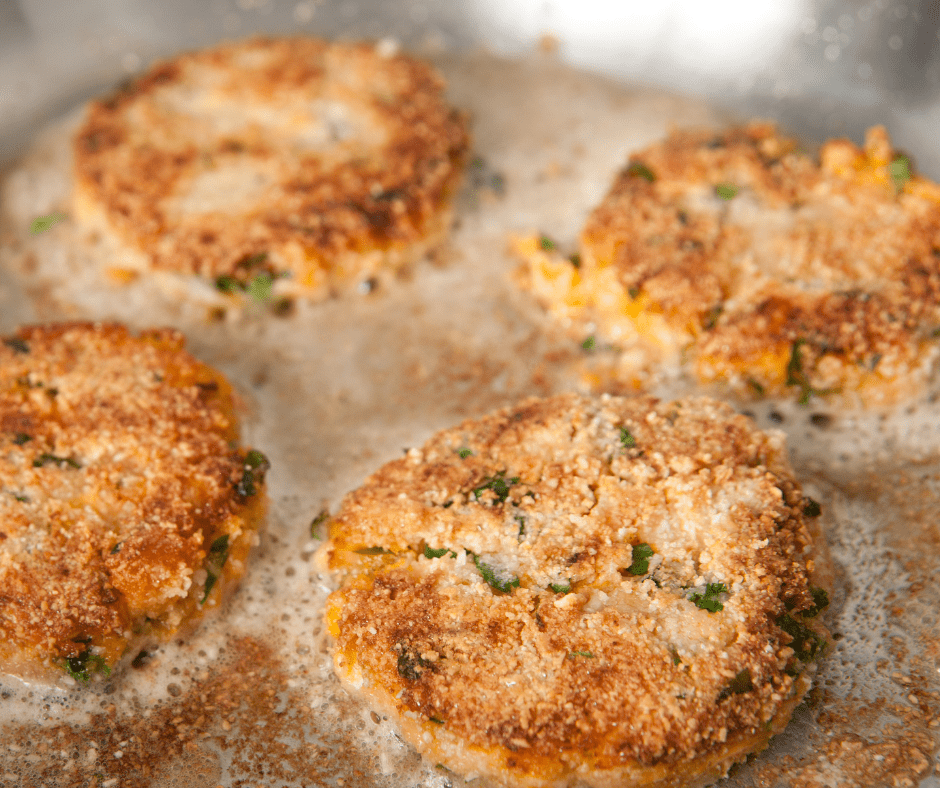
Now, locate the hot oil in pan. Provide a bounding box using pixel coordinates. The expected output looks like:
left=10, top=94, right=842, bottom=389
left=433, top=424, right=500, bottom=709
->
left=0, top=50, right=939, bottom=787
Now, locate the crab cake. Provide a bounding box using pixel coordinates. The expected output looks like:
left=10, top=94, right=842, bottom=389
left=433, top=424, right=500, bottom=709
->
left=319, top=393, right=829, bottom=788
left=72, top=37, right=469, bottom=300
left=517, top=123, right=940, bottom=406
left=0, top=323, right=267, bottom=685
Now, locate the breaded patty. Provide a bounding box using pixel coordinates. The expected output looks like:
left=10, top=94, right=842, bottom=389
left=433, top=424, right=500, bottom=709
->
left=72, top=37, right=469, bottom=300
left=319, top=393, right=829, bottom=788
left=0, top=323, right=267, bottom=685
left=517, top=123, right=940, bottom=406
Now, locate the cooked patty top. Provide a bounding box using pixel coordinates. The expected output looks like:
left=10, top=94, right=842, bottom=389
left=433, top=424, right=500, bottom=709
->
left=322, top=393, right=828, bottom=781
left=520, top=123, right=940, bottom=404
left=0, top=322, right=267, bottom=684
left=72, top=37, right=469, bottom=291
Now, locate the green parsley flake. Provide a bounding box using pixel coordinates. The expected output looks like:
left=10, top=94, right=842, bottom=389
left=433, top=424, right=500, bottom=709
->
left=569, top=253, right=581, bottom=269
left=627, top=543, right=654, bottom=575
left=626, top=161, right=656, bottom=182
left=12, top=433, right=32, bottom=445
left=776, top=613, right=825, bottom=661
left=785, top=339, right=840, bottom=404
left=246, top=272, right=274, bottom=302
left=472, top=554, right=519, bottom=594
left=355, top=546, right=393, bottom=556
left=201, top=534, right=230, bottom=603
left=568, top=650, right=595, bottom=659
left=888, top=154, right=911, bottom=193
left=309, top=510, right=329, bottom=538
left=802, top=498, right=822, bottom=518
left=30, top=212, right=66, bottom=234
left=63, top=651, right=111, bottom=684
left=236, top=449, right=269, bottom=497
left=539, top=235, right=557, bottom=251
left=471, top=472, right=519, bottom=505
left=715, top=183, right=740, bottom=200
left=803, top=586, right=830, bottom=618
left=3, top=338, right=29, bottom=354
left=581, top=336, right=596, bottom=351
left=549, top=581, right=571, bottom=594
left=423, top=545, right=456, bottom=560
left=457, top=447, right=473, bottom=459
left=690, top=582, right=727, bottom=613
left=32, top=453, right=81, bottom=469
left=619, top=426, right=636, bottom=449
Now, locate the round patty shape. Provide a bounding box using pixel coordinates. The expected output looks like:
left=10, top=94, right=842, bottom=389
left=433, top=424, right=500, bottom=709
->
left=519, top=123, right=940, bottom=406
left=0, top=323, right=267, bottom=686
left=320, top=393, right=829, bottom=788
left=72, top=37, right=469, bottom=299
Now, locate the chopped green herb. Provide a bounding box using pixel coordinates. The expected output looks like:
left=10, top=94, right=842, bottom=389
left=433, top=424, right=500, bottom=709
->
left=549, top=581, right=571, bottom=594
left=110, top=542, right=122, bottom=555
left=725, top=668, right=754, bottom=695
left=471, top=472, right=520, bottom=506
left=785, top=339, right=840, bottom=404
left=581, top=336, right=596, bottom=351
left=670, top=648, right=682, bottom=666
left=628, top=287, right=640, bottom=299
left=236, top=449, right=269, bottom=497
left=442, top=500, right=454, bottom=508
left=472, top=554, right=520, bottom=594
left=63, top=650, right=111, bottom=683
left=803, top=586, right=830, bottom=618
left=309, top=510, right=329, bottom=538
left=246, top=272, right=274, bottom=302
left=619, top=426, right=636, bottom=449
left=690, top=582, right=727, bottom=613
left=32, top=453, right=81, bottom=469
left=30, top=212, right=66, bottom=234
left=627, top=543, right=654, bottom=575
left=215, top=275, right=241, bottom=293
left=888, top=154, right=911, bottom=193
left=515, top=515, right=526, bottom=538
left=715, top=183, right=740, bottom=200
left=457, top=447, right=473, bottom=459
left=569, top=253, right=581, bottom=269
left=3, top=338, right=29, bottom=354
left=777, top=614, right=825, bottom=661
left=201, top=534, right=230, bottom=603
left=12, top=433, right=31, bottom=445
left=704, top=305, right=723, bottom=330
left=747, top=378, right=766, bottom=397
left=355, top=546, right=393, bottom=556
left=429, top=716, right=445, bottom=725
left=539, top=235, right=556, bottom=251
left=423, top=545, right=456, bottom=559
left=626, top=161, right=656, bottom=182
left=11, top=492, right=28, bottom=503
left=397, top=649, right=432, bottom=681
left=568, top=650, right=595, bottom=659
left=802, top=498, right=822, bottom=518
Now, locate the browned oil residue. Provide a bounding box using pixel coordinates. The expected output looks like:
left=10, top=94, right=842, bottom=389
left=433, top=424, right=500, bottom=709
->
left=2, top=636, right=380, bottom=788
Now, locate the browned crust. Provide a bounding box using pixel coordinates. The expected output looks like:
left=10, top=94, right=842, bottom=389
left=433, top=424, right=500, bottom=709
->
left=522, top=123, right=940, bottom=404
left=0, top=322, right=267, bottom=684
left=72, top=37, right=469, bottom=294
left=321, top=393, right=829, bottom=786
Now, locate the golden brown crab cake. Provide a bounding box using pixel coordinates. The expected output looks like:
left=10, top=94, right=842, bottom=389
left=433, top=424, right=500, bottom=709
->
left=72, top=37, right=469, bottom=300
left=0, top=322, right=268, bottom=686
left=517, top=123, right=940, bottom=406
left=319, top=393, right=830, bottom=788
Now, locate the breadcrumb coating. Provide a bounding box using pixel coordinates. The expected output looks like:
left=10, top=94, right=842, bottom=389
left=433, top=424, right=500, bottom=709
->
left=517, top=123, right=940, bottom=406
left=320, top=393, right=829, bottom=788
left=72, top=37, right=470, bottom=299
left=0, top=323, right=267, bottom=685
